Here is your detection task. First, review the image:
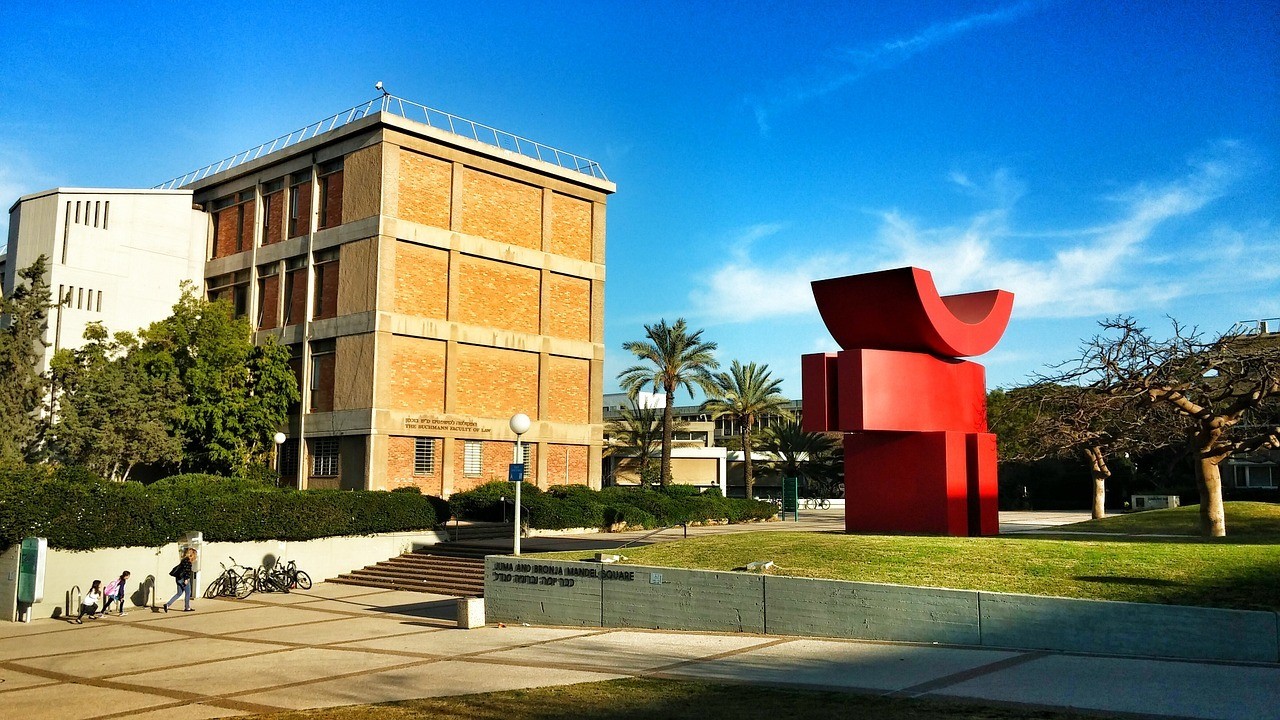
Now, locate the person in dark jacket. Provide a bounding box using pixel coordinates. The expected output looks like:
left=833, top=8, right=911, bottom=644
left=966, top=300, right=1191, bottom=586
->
left=162, top=548, right=197, bottom=612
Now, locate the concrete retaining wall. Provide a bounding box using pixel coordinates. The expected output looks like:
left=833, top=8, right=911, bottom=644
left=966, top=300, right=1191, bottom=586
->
left=484, top=557, right=1280, bottom=664
left=2, top=530, right=446, bottom=621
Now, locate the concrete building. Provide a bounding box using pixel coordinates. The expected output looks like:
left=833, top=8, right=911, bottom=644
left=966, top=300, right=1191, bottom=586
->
left=3, top=189, right=207, bottom=372
left=5, top=96, right=614, bottom=495
left=175, top=99, right=614, bottom=493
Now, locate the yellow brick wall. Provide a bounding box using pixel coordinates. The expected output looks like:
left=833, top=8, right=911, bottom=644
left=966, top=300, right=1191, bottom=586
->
left=334, top=333, right=375, bottom=411
left=338, top=237, right=378, bottom=316
left=342, top=144, right=382, bottom=224
left=546, top=272, right=591, bottom=341
left=545, top=355, right=590, bottom=424
left=454, top=344, right=539, bottom=418
left=461, top=169, right=542, bottom=250
left=550, top=193, right=593, bottom=261
left=388, top=335, right=447, bottom=412
left=386, top=435, right=444, bottom=495
left=395, top=241, right=450, bottom=318
left=456, top=255, right=540, bottom=333
left=398, top=150, right=452, bottom=229
left=544, top=443, right=590, bottom=486
left=453, top=440, right=536, bottom=492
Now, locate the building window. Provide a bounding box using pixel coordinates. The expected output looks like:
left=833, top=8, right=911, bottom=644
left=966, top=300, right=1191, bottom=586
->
left=1236, top=465, right=1276, bottom=489
left=312, top=438, right=339, bottom=477
left=102, top=201, right=109, bottom=229
left=206, top=270, right=251, bottom=318
left=283, top=256, right=307, bottom=326
left=309, top=339, right=336, bottom=413
left=288, top=172, right=311, bottom=238
left=318, top=158, right=344, bottom=230
left=414, top=438, right=436, bottom=475
left=256, top=263, right=280, bottom=330
left=261, top=179, right=284, bottom=245
left=464, top=441, right=483, bottom=476
left=313, top=248, right=339, bottom=320
left=96, top=290, right=103, bottom=312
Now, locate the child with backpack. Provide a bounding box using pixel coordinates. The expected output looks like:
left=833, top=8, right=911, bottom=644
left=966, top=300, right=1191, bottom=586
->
left=76, top=580, right=103, bottom=624
left=102, top=571, right=131, bottom=616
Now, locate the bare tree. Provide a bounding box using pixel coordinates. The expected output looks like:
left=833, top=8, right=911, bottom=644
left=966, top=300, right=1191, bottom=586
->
left=1054, top=317, right=1280, bottom=536
left=996, top=383, right=1174, bottom=519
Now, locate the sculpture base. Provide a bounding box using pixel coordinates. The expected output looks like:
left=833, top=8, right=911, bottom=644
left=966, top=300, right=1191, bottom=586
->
left=844, top=431, right=998, bottom=537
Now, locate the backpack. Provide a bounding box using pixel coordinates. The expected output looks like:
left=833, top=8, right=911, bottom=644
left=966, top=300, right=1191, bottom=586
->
left=169, top=562, right=184, bottom=578
left=103, top=578, right=121, bottom=596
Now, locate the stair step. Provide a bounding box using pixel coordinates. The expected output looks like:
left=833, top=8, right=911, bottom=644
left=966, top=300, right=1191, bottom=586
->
left=328, top=577, right=480, bottom=597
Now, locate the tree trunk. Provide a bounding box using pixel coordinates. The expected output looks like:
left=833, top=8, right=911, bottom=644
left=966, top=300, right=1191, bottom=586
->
left=1083, top=446, right=1110, bottom=520
left=1193, top=428, right=1227, bottom=537
left=741, top=425, right=753, bottom=499
left=1195, top=456, right=1227, bottom=538
left=660, top=388, right=675, bottom=488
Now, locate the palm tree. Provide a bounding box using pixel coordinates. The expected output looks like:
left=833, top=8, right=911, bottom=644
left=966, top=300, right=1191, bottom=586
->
left=759, top=420, right=843, bottom=498
left=701, top=360, right=792, bottom=498
left=604, top=399, right=693, bottom=487
left=618, top=319, right=719, bottom=487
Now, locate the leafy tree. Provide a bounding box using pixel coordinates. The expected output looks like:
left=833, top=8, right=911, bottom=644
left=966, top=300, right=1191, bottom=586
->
left=1055, top=317, right=1280, bottom=536
left=619, top=318, right=719, bottom=487
left=48, top=323, right=183, bottom=481
left=758, top=420, right=842, bottom=497
left=0, top=256, right=52, bottom=464
left=701, top=360, right=793, bottom=499
left=139, top=286, right=298, bottom=475
left=604, top=399, right=693, bottom=487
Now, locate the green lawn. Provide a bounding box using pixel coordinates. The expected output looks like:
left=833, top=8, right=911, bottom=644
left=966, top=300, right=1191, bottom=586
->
left=251, top=678, right=1111, bottom=720
left=1041, top=501, right=1280, bottom=542
left=538, top=502, right=1280, bottom=611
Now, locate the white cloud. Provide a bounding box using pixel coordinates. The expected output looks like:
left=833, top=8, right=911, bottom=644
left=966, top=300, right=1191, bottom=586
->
left=688, top=141, right=1271, bottom=323
left=752, top=3, right=1039, bottom=134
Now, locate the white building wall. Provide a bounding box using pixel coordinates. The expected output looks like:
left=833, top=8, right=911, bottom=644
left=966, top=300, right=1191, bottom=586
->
left=6, top=188, right=208, bottom=372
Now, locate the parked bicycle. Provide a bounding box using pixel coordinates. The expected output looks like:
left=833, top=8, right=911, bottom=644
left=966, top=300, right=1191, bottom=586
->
left=801, top=496, right=832, bottom=510
left=204, top=558, right=256, bottom=599
left=254, top=559, right=312, bottom=593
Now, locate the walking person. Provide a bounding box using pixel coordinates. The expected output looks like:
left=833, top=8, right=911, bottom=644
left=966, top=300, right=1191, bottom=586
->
left=75, top=580, right=103, bottom=624
left=162, top=548, right=197, bottom=612
left=102, top=571, right=131, bottom=616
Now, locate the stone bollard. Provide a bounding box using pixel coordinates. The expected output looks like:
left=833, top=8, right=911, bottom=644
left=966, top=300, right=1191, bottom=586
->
left=456, top=597, right=485, bottom=629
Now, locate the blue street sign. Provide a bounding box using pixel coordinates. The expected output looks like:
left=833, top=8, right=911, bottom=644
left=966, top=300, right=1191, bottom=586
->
left=508, top=463, right=525, bottom=481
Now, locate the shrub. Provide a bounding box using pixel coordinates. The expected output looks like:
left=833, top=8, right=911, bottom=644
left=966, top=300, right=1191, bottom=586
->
left=448, top=482, right=778, bottom=530
left=0, top=467, right=445, bottom=551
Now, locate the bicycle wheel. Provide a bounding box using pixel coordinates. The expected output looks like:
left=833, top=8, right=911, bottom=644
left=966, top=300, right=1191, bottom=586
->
left=819, top=498, right=831, bottom=510
left=234, top=571, right=255, bottom=599
left=292, top=570, right=312, bottom=590
left=203, top=574, right=226, bottom=599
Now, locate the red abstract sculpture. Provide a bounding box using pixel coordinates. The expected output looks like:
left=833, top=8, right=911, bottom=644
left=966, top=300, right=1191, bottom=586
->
left=801, top=267, right=1013, bottom=536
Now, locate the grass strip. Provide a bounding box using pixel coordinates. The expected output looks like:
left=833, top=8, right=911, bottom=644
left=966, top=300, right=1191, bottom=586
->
left=249, top=677, right=1112, bottom=720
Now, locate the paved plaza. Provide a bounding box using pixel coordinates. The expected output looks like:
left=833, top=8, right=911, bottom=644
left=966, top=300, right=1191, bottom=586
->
left=0, top=575, right=1276, bottom=720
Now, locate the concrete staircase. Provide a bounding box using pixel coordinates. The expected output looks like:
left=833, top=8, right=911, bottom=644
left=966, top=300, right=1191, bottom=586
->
left=327, top=524, right=510, bottom=597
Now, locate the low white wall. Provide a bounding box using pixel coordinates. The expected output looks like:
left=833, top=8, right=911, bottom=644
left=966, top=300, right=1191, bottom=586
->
left=2, top=529, right=447, bottom=622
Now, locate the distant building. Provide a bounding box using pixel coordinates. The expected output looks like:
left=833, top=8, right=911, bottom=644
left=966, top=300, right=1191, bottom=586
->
left=1224, top=318, right=1280, bottom=501
left=4, top=188, right=207, bottom=373
left=602, top=392, right=803, bottom=495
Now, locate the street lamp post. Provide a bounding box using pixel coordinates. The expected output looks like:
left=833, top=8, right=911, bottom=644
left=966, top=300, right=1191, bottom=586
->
left=509, top=413, right=531, bottom=556
left=272, top=432, right=287, bottom=487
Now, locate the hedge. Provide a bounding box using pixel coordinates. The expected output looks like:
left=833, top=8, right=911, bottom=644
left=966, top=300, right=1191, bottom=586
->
left=449, top=481, right=778, bottom=530
left=0, top=467, right=444, bottom=552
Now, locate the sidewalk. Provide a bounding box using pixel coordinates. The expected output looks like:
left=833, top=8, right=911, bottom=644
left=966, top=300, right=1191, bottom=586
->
left=0, top=581, right=1275, bottom=720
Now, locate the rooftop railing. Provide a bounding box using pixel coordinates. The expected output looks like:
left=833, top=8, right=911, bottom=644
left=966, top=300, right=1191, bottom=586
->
left=155, top=94, right=608, bottom=190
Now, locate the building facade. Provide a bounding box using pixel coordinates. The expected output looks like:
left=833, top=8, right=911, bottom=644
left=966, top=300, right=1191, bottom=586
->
left=4, top=100, right=614, bottom=495
left=182, top=108, right=614, bottom=493
left=4, top=188, right=207, bottom=373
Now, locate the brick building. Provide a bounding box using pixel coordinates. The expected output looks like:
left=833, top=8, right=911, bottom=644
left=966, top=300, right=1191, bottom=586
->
left=9, top=96, right=614, bottom=494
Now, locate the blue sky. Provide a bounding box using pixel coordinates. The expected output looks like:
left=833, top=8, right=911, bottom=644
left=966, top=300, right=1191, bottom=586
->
left=1, top=1, right=1276, bottom=396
